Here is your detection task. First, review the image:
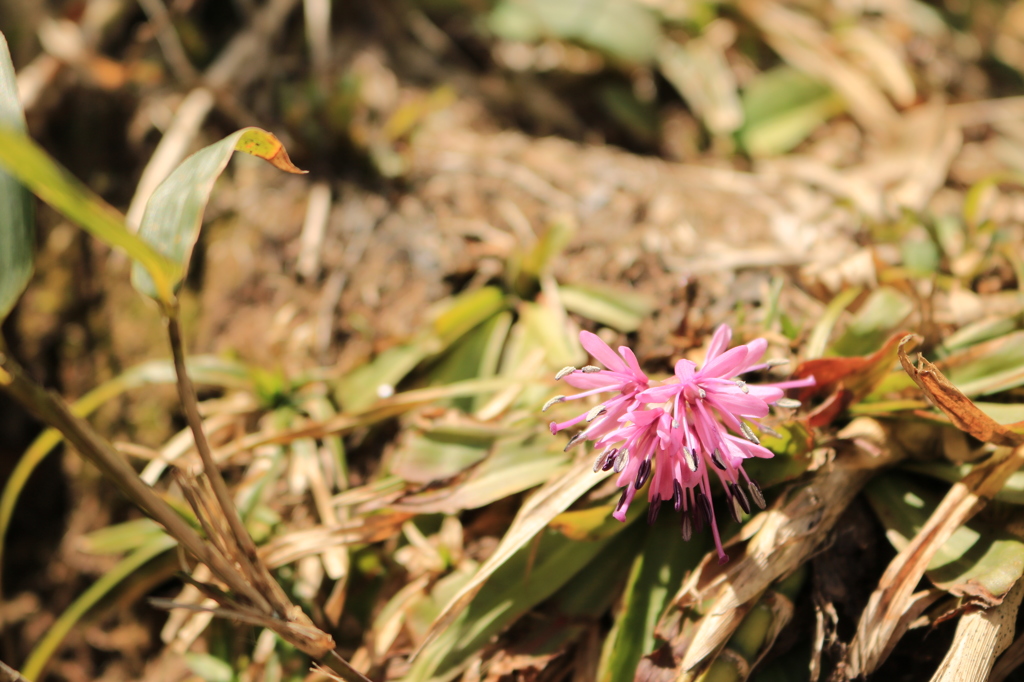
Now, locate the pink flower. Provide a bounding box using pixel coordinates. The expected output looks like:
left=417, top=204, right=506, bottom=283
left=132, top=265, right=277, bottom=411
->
left=546, top=325, right=815, bottom=563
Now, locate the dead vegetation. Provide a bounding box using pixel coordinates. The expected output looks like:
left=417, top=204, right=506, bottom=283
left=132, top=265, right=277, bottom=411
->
left=5, top=1, right=1024, bottom=681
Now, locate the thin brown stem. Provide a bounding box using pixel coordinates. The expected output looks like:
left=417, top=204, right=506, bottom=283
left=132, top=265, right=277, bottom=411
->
left=166, top=311, right=293, bottom=616
left=323, top=649, right=375, bottom=682
left=0, top=343, right=268, bottom=608
left=1, top=335, right=369, bottom=680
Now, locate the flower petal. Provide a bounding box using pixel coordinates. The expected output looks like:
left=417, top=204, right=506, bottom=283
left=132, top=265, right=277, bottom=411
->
left=579, top=330, right=628, bottom=373
left=705, top=324, right=732, bottom=363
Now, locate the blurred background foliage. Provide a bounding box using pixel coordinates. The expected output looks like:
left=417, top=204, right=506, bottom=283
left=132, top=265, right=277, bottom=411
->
left=6, top=0, right=1024, bottom=681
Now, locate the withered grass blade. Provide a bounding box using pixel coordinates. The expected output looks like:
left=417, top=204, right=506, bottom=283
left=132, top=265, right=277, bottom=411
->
left=931, top=580, right=1024, bottom=682
left=842, top=444, right=1024, bottom=677
left=667, top=426, right=900, bottom=673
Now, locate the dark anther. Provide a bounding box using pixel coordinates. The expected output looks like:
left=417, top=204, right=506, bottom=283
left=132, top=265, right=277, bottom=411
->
left=747, top=479, right=766, bottom=509
left=564, top=432, right=584, bottom=452
left=726, top=486, right=744, bottom=523
left=614, top=487, right=630, bottom=514
left=684, top=447, right=699, bottom=473
left=698, top=487, right=714, bottom=526
left=648, top=495, right=662, bottom=524
left=693, top=488, right=707, bottom=534
left=672, top=479, right=683, bottom=511
left=601, top=448, right=618, bottom=472
left=710, top=448, right=727, bottom=471
left=635, top=458, right=651, bottom=489
left=730, top=482, right=751, bottom=514
left=613, top=450, right=627, bottom=473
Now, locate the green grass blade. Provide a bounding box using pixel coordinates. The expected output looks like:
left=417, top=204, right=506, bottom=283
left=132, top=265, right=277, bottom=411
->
left=0, top=32, right=34, bottom=322
left=131, top=127, right=305, bottom=300
left=0, top=126, right=179, bottom=303
left=805, top=286, right=862, bottom=359
left=21, top=533, right=177, bottom=680
left=597, top=519, right=704, bottom=682
left=866, top=472, right=1024, bottom=599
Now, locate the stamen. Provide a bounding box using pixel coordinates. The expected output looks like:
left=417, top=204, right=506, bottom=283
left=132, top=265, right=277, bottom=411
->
left=613, top=450, right=628, bottom=473
left=586, top=404, right=608, bottom=422
left=592, top=452, right=605, bottom=472
left=684, top=447, right=699, bottom=473
left=710, top=448, right=727, bottom=471
left=758, top=424, right=782, bottom=439
left=775, top=397, right=802, bottom=409
left=581, top=365, right=603, bottom=373
left=766, top=358, right=789, bottom=367
left=601, top=448, right=618, bottom=472
left=693, top=488, right=708, bottom=533
left=698, top=387, right=706, bottom=399
left=555, top=366, right=577, bottom=380
left=728, top=491, right=745, bottom=523
left=671, top=419, right=679, bottom=429
left=564, top=432, right=584, bottom=452
left=614, top=487, right=630, bottom=514
left=635, top=458, right=652, bottom=489
left=648, top=495, right=662, bottom=524
left=740, top=422, right=760, bottom=445
left=542, top=396, right=566, bottom=412
left=747, top=479, right=766, bottom=509
left=731, top=482, right=751, bottom=514
left=699, top=486, right=714, bottom=523
left=735, top=379, right=749, bottom=393
left=672, top=480, right=683, bottom=511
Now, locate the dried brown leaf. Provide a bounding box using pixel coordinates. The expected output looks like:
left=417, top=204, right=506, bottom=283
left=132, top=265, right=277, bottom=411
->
left=931, top=580, right=1024, bottom=682
left=841, top=444, right=1024, bottom=678
left=793, top=331, right=908, bottom=428
left=898, top=335, right=1024, bottom=447
left=652, top=433, right=900, bottom=675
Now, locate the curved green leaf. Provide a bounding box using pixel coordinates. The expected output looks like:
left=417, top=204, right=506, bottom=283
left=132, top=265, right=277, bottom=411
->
left=597, top=520, right=704, bottom=682
left=0, top=32, right=34, bottom=322
left=131, top=127, right=305, bottom=300
left=0, top=125, right=178, bottom=302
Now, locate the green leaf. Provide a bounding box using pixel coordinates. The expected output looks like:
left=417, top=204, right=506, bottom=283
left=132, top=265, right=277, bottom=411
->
left=79, top=518, right=166, bottom=555
left=0, top=127, right=179, bottom=302
left=390, top=425, right=502, bottom=484
left=739, top=66, right=846, bottom=157
left=830, top=286, right=914, bottom=357
left=0, top=32, right=33, bottom=323
left=411, top=456, right=616, bottom=662
left=183, top=652, right=235, bottom=682
left=131, top=127, right=305, bottom=301
left=559, top=282, right=656, bottom=333
left=336, top=287, right=509, bottom=411
left=805, top=286, right=862, bottom=359
left=410, top=511, right=640, bottom=679
left=519, top=301, right=585, bottom=369
left=866, top=473, right=1024, bottom=600
left=943, top=330, right=1024, bottom=397
left=905, top=460, right=1024, bottom=505
left=597, top=520, right=704, bottom=682
left=488, top=0, right=660, bottom=63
